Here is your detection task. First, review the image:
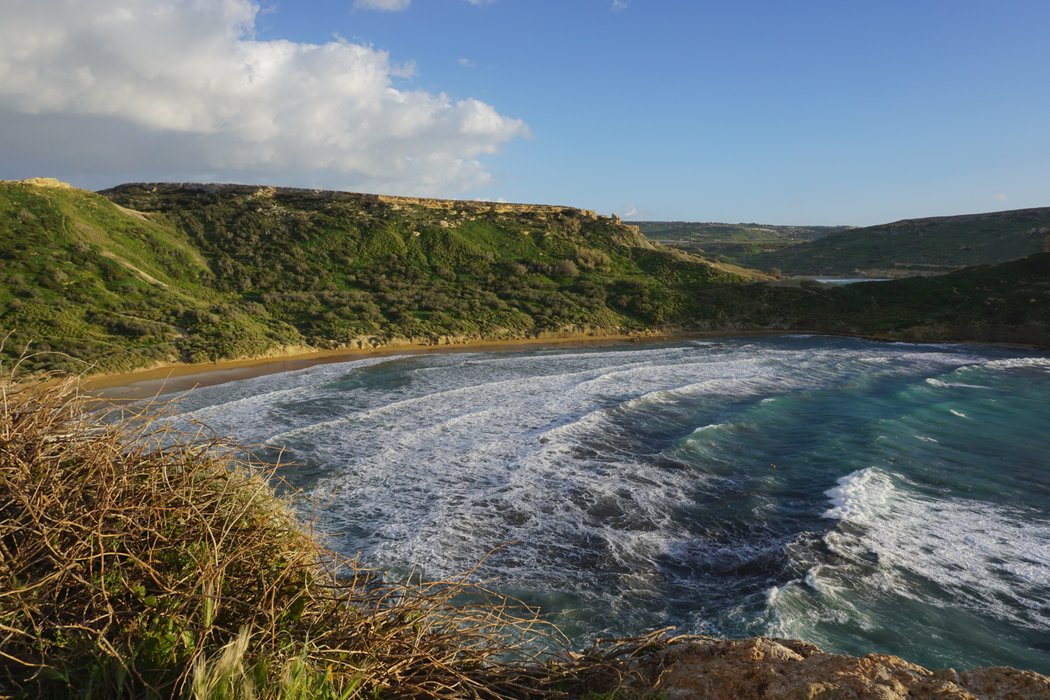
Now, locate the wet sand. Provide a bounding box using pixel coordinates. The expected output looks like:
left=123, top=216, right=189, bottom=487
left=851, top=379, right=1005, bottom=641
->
left=81, top=328, right=1043, bottom=401
left=83, top=333, right=670, bottom=400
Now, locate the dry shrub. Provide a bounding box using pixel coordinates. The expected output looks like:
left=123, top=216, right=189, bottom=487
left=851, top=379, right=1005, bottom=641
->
left=0, top=368, right=674, bottom=699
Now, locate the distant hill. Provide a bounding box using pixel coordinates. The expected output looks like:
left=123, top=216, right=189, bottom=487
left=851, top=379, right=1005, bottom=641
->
left=633, top=221, right=848, bottom=261
left=0, top=180, right=761, bottom=373
left=742, top=207, right=1050, bottom=276
left=690, top=253, right=1050, bottom=347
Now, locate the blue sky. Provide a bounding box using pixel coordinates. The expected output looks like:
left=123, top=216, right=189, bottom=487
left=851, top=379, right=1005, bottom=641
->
left=2, top=1, right=1048, bottom=224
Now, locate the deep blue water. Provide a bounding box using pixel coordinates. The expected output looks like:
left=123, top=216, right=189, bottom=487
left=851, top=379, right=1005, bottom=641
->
left=160, top=335, right=1050, bottom=673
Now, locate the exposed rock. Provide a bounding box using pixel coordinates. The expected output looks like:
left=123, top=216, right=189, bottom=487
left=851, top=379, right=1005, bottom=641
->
left=627, top=637, right=1050, bottom=700
left=7, top=177, right=75, bottom=189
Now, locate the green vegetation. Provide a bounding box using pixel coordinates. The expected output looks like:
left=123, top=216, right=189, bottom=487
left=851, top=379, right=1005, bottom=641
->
left=691, top=253, right=1050, bottom=346
left=0, top=180, right=293, bottom=374
left=0, top=180, right=760, bottom=374
left=2, top=178, right=1048, bottom=376
left=0, top=372, right=676, bottom=698
left=633, top=221, right=847, bottom=263
left=742, top=207, right=1050, bottom=276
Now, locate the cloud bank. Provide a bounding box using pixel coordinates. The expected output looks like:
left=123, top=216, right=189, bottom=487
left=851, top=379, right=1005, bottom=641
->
left=0, top=0, right=528, bottom=194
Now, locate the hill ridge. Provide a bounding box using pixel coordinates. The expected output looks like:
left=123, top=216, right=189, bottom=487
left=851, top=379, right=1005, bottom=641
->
left=743, top=205, right=1050, bottom=275
left=878, top=205, right=1050, bottom=227
left=102, top=181, right=608, bottom=220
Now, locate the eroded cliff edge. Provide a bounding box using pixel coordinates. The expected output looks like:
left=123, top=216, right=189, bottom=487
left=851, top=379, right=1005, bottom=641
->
left=624, top=637, right=1050, bottom=699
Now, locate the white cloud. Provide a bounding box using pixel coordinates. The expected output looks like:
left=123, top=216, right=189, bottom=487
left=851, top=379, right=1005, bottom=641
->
left=0, top=0, right=528, bottom=194
left=996, top=193, right=1009, bottom=201
left=612, top=0, right=629, bottom=11
left=355, top=0, right=493, bottom=10
left=354, top=0, right=411, bottom=11
left=458, top=57, right=475, bottom=68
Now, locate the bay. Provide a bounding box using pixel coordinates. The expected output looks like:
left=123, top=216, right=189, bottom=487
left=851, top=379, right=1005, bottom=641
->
left=158, top=335, right=1050, bottom=673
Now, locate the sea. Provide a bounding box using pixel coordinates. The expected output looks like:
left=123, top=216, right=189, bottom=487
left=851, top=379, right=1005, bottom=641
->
left=156, top=335, right=1050, bottom=674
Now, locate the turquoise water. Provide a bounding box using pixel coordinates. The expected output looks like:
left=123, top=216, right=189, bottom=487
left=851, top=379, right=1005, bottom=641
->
left=162, top=336, right=1050, bottom=673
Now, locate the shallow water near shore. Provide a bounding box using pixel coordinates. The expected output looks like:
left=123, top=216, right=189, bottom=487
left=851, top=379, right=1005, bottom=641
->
left=155, top=335, right=1050, bottom=673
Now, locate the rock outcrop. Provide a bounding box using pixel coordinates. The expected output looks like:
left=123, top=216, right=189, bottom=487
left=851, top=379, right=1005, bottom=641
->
left=628, top=637, right=1050, bottom=700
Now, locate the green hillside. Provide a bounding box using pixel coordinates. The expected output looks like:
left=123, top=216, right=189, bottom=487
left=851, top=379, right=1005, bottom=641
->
left=743, top=207, right=1050, bottom=276
left=4, top=179, right=1048, bottom=376
left=635, top=221, right=847, bottom=262
left=0, top=179, right=273, bottom=373
left=0, top=180, right=761, bottom=374
left=692, top=253, right=1050, bottom=346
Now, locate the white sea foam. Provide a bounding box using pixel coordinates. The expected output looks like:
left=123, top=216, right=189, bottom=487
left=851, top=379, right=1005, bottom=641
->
left=924, top=377, right=989, bottom=390
left=280, top=346, right=845, bottom=585
left=693, top=422, right=731, bottom=433
left=983, top=357, right=1050, bottom=371
left=158, top=355, right=408, bottom=441
left=156, top=336, right=1043, bottom=646
left=822, top=468, right=894, bottom=521
left=819, top=468, right=1050, bottom=630
left=306, top=349, right=973, bottom=588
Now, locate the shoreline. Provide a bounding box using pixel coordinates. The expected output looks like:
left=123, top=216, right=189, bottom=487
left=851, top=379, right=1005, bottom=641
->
left=83, top=328, right=1049, bottom=400
left=83, top=331, right=693, bottom=400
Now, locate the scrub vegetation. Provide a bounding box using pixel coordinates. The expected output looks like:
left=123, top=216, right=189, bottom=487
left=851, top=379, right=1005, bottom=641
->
left=742, top=207, right=1050, bottom=276
left=0, top=180, right=759, bottom=374
left=688, top=252, right=1050, bottom=347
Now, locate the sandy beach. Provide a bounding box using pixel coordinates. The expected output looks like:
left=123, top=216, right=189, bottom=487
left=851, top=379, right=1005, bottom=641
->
left=82, top=328, right=1047, bottom=401
left=83, top=332, right=670, bottom=400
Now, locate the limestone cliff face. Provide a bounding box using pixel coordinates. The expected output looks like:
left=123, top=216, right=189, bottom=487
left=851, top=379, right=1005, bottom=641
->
left=109, top=182, right=657, bottom=250
left=376, top=193, right=598, bottom=218
left=626, top=638, right=1050, bottom=700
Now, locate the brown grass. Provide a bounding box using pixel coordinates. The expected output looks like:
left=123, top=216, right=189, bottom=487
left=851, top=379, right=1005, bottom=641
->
left=0, top=365, right=677, bottom=699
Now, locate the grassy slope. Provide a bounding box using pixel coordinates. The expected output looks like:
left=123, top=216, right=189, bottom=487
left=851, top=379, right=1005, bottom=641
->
left=0, top=180, right=761, bottom=374
left=0, top=181, right=306, bottom=373
left=634, top=221, right=847, bottom=262
left=743, top=207, right=1050, bottom=276
left=694, top=253, right=1050, bottom=346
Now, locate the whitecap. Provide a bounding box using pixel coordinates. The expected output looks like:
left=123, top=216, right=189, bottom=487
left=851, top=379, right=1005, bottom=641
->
left=822, top=468, right=895, bottom=521
left=924, top=377, right=989, bottom=390
left=982, top=356, right=1050, bottom=371
left=820, top=468, right=1050, bottom=630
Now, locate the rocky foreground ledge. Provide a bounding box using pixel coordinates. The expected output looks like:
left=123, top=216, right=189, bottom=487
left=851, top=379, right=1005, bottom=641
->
left=625, top=637, right=1050, bottom=699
